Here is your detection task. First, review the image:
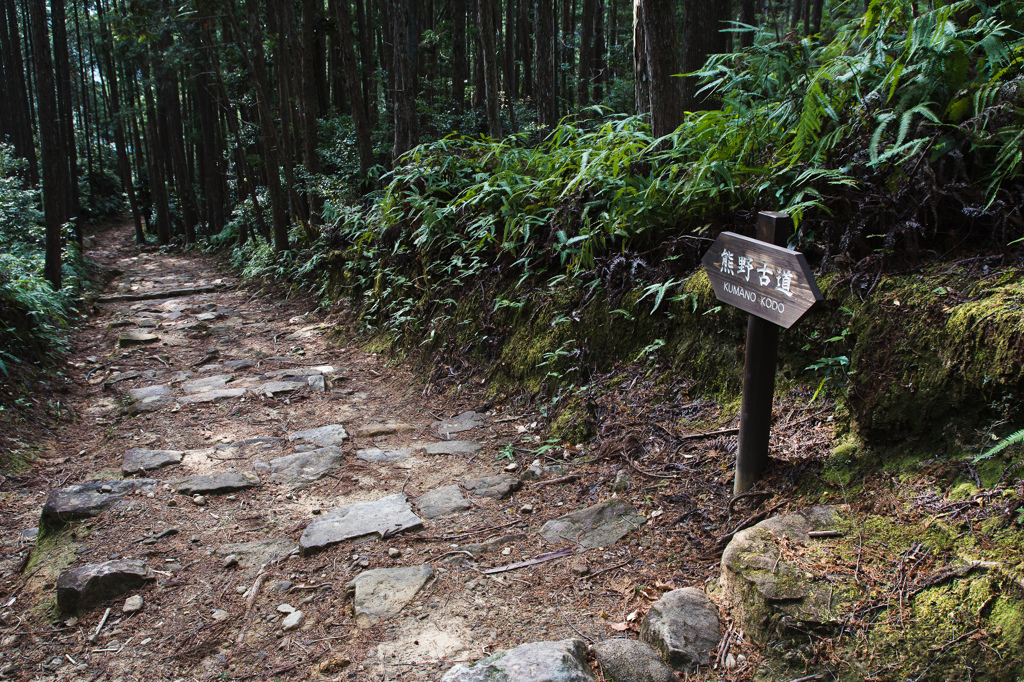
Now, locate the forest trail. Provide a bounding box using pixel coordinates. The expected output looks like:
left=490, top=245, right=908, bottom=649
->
left=0, top=223, right=743, bottom=681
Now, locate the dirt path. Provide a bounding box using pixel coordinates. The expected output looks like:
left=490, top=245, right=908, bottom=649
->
left=1, top=224, right=743, bottom=681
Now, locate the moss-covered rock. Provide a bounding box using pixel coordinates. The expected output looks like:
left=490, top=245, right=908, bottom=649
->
left=719, top=506, right=861, bottom=643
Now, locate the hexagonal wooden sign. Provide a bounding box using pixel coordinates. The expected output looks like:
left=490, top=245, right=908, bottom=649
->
left=701, top=231, right=822, bottom=329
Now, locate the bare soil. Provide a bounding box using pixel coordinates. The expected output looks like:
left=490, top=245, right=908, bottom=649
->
left=0, top=223, right=838, bottom=681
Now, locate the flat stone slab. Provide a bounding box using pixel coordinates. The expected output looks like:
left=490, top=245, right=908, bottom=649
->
left=539, top=500, right=646, bottom=550
left=640, top=588, right=722, bottom=672
left=266, top=368, right=328, bottom=379
left=441, top=639, right=595, bottom=682
left=56, top=560, right=154, bottom=613
left=418, top=441, right=483, bottom=456
left=126, top=395, right=174, bottom=415
left=254, top=447, right=346, bottom=484
left=299, top=494, right=422, bottom=556
left=593, top=639, right=677, bottom=682
left=171, top=472, right=259, bottom=496
left=122, top=448, right=184, bottom=474
left=178, top=388, right=246, bottom=404
left=181, top=374, right=234, bottom=394
left=356, top=448, right=416, bottom=464
left=118, top=331, right=160, bottom=347
left=346, top=565, right=434, bottom=627
left=413, top=485, right=471, bottom=519
left=223, top=360, right=254, bottom=370
left=288, top=425, right=349, bottom=447
left=213, top=538, right=297, bottom=578
left=462, top=474, right=522, bottom=500
left=259, top=381, right=302, bottom=396
left=350, top=421, right=416, bottom=438
left=42, top=480, right=158, bottom=525
left=433, top=411, right=488, bottom=436
left=128, top=385, right=172, bottom=402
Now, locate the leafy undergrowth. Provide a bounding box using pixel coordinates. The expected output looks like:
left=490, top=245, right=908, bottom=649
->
left=0, top=145, right=91, bottom=470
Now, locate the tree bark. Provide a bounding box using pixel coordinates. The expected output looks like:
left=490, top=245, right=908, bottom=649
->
left=97, top=0, right=143, bottom=242
left=452, top=0, right=467, bottom=109
left=632, top=0, right=649, bottom=116
left=535, top=0, right=557, bottom=128
left=356, top=0, right=378, bottom=125
left=333, top=0, right=375, bottom=180
left=50, top=0, right=78, bottom=228
left=390, top=0, right=419, bottom=159
left=1, top=0, right=38, bottom=184
left=478, top=0, right=502, bottom=137
left=28, top=0, right=62, bottom=288
left=141, top=58, right=172, bottom=246
left=578, top=0, right=597, bottom=108
left=739, top=0, right=756, bottom=48
left=233, top=0, right=290, bottom=251
left=301, top=0, right=322, bottom=228
left=679, top=0, right=728, bottom=112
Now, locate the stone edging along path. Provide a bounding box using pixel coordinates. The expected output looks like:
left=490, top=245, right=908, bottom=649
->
left=0, top=225, right=852, bottom=681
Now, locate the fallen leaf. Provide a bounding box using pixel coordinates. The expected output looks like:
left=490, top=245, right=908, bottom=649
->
left=626, top=609, right=639, bottom=622
left=610, top=622, right=629, bottom=631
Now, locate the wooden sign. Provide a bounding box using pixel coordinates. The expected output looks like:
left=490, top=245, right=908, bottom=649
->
left=701, top=232, right=822, bottom=329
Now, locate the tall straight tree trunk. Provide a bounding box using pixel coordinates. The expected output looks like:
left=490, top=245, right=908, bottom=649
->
left=390, top=0, right=419, bottom=159
left=452, top=0, right=467, bottom=109
left=679, top=0, right=728, bottom=110
left=97, top=0, right=143, bottom=242
left=640, top=0, right=682, bottom=135
left=356, top=0, right=377, bottom=125
left=503, top=0, right=517, bottom=130
left=141, top=59, right=172, bottom=245
left=234, top=0, right=289, bottom=250
left=740, top=0, right=756, bottom=48
left=332, top=0, right=374, bottom=181
left=0, top=0, right=38, bottom=183
left=271, top=0, right=306, bottom=225
left=51, top=0, right=78, bottom=229
left=535, top=0, right=557, bottom=128
left=559, top=0, right=571, bottom=108
left=156, top=59, right=200, bottom=243
left=518, top=0, right=532, bottom=98
left=578, top=0, right=597, bottom=107
left=28, top=0, right=62, bottom=288
left=301, top=0, right=322, bottom=229
left=478, top=0, right=502, bottom=137
left=632, top=0, right=649, bottom=116
left=594, top=0, right=605, bottom=101
left=810, top=0, right=822, bottom=35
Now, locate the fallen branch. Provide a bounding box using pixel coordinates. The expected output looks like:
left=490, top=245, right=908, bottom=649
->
left=482, top=548, right=573, bottom=575
left=96, top=285, right=219, bottom=303
left=678, top=427, right=739, bottom=441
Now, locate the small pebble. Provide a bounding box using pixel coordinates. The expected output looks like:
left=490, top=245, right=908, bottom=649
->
left=519, top=504, right=534, bottom=514
left=725, top=653, right=737, bottom=669
left=192, top=495, right=206, bottom=506
left=501, top=547, right=511, bottom=556
left=235, top=585, right=247, bottom=594
left=123, top=595, right=144, bottom=613
left=190, top=535, right=201, bottom=544
left=503, top=462, right=517, bottom=472
left=167, top=499, right=177, bottom=507
left=388, top=548, right=402, bottom=559
left=211, top=609, right=230, bottom=622
left=358, top=559, right=370, bottom=568
left=146, top=492, right=156, bottom=498
left=277, top=604, right=295, bottom=614
left=100, top=484, right=113, bottom=493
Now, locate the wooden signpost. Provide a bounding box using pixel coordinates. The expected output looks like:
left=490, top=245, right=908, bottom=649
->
left=701, top=212, right=823, bottom=495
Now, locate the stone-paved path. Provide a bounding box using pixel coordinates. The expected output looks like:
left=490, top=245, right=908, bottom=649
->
left=0, top=226, right=729, bottom=681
